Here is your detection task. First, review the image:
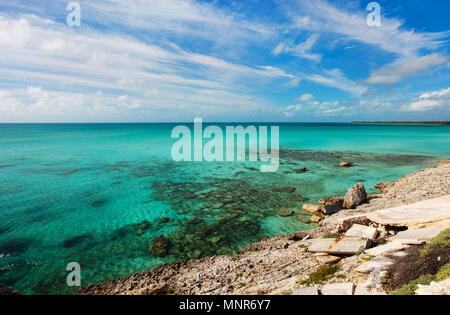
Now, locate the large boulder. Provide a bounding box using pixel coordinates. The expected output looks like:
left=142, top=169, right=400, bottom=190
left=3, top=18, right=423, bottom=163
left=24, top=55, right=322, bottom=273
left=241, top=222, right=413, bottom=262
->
left=343, top=183, right=367, bottom=209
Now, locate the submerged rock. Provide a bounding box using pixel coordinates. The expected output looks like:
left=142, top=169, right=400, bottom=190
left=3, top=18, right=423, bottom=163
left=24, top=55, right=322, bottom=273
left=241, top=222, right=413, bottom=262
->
left=272, top=186, right=296, bottom=193
left=276, top=208, right=294, bottom=217
left=293, top=168, right=308, bottom=173
left=343, top=183, right=367, bottom=209
left=149, top=235, right=170, bottom=257
left=302, top=204, right=322, bottom=213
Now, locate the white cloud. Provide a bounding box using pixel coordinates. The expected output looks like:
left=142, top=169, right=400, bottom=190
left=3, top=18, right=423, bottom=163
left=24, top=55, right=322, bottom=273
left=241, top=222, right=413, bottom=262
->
left=297, top=94, right=314, bottom=102
left=273, top=34, right=322, bottom=62
left=366, top=53, right=447, bottom=84
left=0, top=13, right=294, bottom=122
left=402, top=87, right=450, bottom=112
left=305, top=69, right=367, bottom=96
left=288, top=0, right=449, bottom=84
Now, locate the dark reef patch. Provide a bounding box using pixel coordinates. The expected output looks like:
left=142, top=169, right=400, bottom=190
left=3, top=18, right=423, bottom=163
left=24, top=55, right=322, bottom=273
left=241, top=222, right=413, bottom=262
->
left=63, top=234, right=94, bottom=248
left=0, top=238, right=33, bottom=257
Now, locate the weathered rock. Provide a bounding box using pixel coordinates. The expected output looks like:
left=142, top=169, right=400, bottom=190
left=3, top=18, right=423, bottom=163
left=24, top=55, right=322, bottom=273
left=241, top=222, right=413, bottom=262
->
left=343, top=183, right=367, bottom=209
left=308, top=237, right=368, bottom=255
left=416, top=278, right=450, bottom=295
left=364, top=240, right=409, bottom=256
left=322, top=204, right=343, bottom=215
left=355, top=256, right=394, bottom=274
left=321, top=283, right=354, bottom=295
left=353, top=284, right=387, bottom=295
left=302, top=204, right=322, bottom=213
left=340, top=161, right=353, bottom=167
left=393, top=226, right=448, bottom=244
left=292, top=287, right=319, bottom=295
left=318, top=197, right=344, bottom=206
left=345, top=224, right=378, bottom=240
left=310, top=215, right=322, bottom=223
left=149, top=235, right=170, bottom=257
left=366, top=195, right=450, bottom=228
left=276, top=208, right=294, bottom=217
left=272, top=187, right=296, bottom=193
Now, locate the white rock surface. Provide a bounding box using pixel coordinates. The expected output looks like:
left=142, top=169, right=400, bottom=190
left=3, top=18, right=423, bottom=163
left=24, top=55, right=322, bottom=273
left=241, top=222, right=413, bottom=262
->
left=321, top=283, right=354, bottom=295
left=416, top=279, right=450, bottom=295
left=366, top=195, right=450, bottom=228
left=364, top=240, right=409, bottom=256
left=292, top=287, right=319, bottom=295
left=393, top=226, right=449, bottom=244
left=345, top=224, right=378, bottom=240
left=355, top=256, right=394, bottom=274
left=309, top=237, right=368, bottom=255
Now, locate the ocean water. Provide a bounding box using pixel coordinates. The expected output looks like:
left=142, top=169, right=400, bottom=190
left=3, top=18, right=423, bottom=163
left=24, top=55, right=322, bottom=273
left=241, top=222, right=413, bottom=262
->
left=0, top=123, right=449, bottom=294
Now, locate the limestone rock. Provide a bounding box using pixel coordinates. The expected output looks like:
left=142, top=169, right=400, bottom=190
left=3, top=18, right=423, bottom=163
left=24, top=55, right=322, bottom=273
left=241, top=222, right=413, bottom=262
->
left=393, top=226, right=448, bottom=244
left=345, top=224, right=378, bottom=240
left=364, top=240, right=408, bottom=256
left=322, top=204, right=343, bottom=215
left=321, top=283, right=354, bottom=295
left=318, top=197, right=344, bottom=206
left=343, top=183, right=367, bottom=209
left=308, top=237, right=368, bottom=255
left=292, top=287, right=319, bottom=295
left=366, top=195, right=450, bottom=228
left=310, top=215, right=322, bottom=223
left=416, top=278, right=450, bottom=295
left=302, top=204, right=322, bottom=213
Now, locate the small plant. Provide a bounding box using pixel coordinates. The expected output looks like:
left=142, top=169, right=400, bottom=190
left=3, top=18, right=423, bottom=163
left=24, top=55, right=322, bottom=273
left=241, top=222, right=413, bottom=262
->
left=298, top=263, right=341, bottom=286
left=435, top=263, right=450, bottom=282
left=391, top=274, right=435, bottom=295
left=322, top=232, right=340, bottom=239
left=420, top=228, right=450, bottom=256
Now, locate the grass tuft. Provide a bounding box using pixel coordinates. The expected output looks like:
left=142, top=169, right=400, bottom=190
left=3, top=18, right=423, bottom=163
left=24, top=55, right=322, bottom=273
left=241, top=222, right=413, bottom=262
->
left=298, top=263, right=340, bottom=286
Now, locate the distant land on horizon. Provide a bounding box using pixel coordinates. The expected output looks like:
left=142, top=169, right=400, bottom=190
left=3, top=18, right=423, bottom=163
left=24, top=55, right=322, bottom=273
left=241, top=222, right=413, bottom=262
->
left=351, top=121, right=450, bottom=125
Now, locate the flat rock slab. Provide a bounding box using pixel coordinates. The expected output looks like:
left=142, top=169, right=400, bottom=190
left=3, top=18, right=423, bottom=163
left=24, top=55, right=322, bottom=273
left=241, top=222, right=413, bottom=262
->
left=309, top=237, right=368, bottom=255
left=345, top=224, right=378, bottom=240
left=292, top=287, right=319, bottom=295
left=354, top=284, right=387, bottom=295
left=321, top=283, right=354, bottom=295
left=364, top=240, right=408, bottom=256
left=393, top=226, right=449, bottom=244
left=366, top=195, right=450, bottom=228
left=355, top=256, right=394, bottom=274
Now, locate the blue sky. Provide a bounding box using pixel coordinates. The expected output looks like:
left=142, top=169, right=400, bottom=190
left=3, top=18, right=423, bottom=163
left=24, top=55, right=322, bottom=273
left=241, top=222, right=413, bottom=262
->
left=0, top=0, right=449, bottom=122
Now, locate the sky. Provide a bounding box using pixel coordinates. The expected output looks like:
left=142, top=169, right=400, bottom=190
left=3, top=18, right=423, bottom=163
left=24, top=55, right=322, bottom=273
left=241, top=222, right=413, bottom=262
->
left=0, top=0, right=449, bottom=123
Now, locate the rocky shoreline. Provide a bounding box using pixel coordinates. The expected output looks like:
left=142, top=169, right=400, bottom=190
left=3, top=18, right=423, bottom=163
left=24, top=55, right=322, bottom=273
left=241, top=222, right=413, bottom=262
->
left=78, top=160, right=450, bottom=295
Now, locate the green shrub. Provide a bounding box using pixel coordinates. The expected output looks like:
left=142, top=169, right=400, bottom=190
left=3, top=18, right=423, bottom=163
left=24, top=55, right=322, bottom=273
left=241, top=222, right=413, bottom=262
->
left=420, top=228, right=450, bottom=256
left=435, top=263, right=450, bottom=282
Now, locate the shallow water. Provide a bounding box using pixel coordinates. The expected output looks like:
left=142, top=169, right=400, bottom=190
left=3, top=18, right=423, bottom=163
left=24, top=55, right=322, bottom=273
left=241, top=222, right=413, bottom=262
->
left=0, top=123, right=449, bottom=294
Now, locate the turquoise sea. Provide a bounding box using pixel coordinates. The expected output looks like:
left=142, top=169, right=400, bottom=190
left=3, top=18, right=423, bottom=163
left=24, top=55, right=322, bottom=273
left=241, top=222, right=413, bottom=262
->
left=0, top=123, right=449, bottom=294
